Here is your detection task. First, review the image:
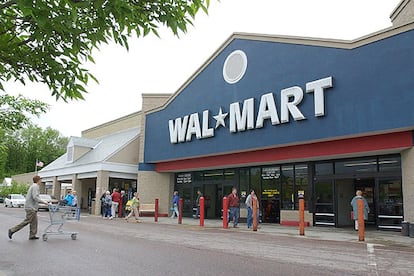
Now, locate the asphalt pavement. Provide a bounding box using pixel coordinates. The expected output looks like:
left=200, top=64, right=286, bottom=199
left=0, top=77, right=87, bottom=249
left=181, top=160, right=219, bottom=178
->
left=133, top=215, right=414, bottom=248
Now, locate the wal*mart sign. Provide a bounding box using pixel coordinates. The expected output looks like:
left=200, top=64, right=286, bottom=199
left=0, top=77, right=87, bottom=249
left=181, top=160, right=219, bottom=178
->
left=169, top=77, right=333, bottom=144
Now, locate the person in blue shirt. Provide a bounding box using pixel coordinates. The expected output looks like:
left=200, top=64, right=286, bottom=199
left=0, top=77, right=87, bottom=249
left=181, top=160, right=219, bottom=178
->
left=64, top=191, right=74, bottom=206
left=171, top=191, right=179, bottom=218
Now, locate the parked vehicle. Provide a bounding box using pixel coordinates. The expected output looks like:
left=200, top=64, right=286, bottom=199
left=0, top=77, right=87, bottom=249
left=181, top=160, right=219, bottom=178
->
left=38, top=194, right=59, bottom=210
left=0, top=195, right=4, bottom=203
left=4, top=194, right=26, bottom=208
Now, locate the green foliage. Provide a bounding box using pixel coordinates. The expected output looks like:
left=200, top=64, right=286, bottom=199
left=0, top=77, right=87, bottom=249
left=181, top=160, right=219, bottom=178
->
left=0, top=0, right=210, bottom=101
left=0, top=181, right=29, bottom=197
left=0, top=124, right=68, bottom=176
left=0, top=92, right=49, bottom=131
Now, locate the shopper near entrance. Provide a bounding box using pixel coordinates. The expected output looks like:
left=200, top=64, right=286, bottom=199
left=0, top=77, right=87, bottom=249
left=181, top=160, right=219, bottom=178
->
left=71, top=190, right=78, bottom=207
left=350, top=190, right=369, bottom=230
left=171, top=191, right=179, bottom=218
left=103, top=191, right=112, bottom=219
left=195, top=190, right=202, bottom=218
left=8, top=175, right=49, bottom=240
left=228, top=187, right=240, bottom=228
left=245, top=189, right=258, bottom=229
left=125, top=192, right=140, bottom=223
left=111, top=188, right=121, bottom=219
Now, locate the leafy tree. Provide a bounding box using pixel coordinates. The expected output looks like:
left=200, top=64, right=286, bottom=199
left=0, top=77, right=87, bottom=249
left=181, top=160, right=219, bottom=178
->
left=0, top=92, right=49, bottom=131
left=1, top=124, right=68, bottom=177
left=0, top=0, right=210, bottom=101
left=0, top=180, right=29, bottom=197
left=0, top=128, right=7, bottom=180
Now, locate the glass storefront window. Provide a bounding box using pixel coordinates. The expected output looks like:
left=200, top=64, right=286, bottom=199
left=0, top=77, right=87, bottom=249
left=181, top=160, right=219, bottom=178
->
left=379, top=156, right=401, bottom=172
left=250, top=167, right=261, bottom=197
left=203, top=170, right=223, bottom=181
left=281, top=165, right=294, bottom=210
left=224, top=169, right=236, bottom=180
left=315, top=181, right=333, bottom=212
left=378, top=179, right=403, bottom=216
left=377, top=178, right=403, bottom=229
left=315, top=162, right=333, bottom=176
left=239, top=169, right=249, bottom=203
left=261, top=166, right=280, bottom=223
left=193, top=171, right=203, bottom=182
left=294, top=164, right=308, bottom=209
left=335, top=158, right=377, bottom=174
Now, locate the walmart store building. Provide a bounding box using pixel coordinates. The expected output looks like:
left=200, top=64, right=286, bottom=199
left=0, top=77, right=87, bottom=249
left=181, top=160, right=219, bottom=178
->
left=138, top=1, right=414, bottom=230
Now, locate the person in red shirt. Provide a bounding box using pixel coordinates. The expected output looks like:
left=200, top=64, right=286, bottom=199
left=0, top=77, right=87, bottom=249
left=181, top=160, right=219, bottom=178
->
left=110, top=188, right=121, bottom=219
left=228, top=187, right=240, bottom=228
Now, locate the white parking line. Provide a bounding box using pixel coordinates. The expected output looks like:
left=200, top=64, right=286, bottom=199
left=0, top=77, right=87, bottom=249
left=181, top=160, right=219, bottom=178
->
left=367, top=243, right=378, bottom=276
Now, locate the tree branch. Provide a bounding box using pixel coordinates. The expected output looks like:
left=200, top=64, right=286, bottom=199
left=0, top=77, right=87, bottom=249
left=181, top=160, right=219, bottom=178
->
left=0, top=0, right=17, bottom=10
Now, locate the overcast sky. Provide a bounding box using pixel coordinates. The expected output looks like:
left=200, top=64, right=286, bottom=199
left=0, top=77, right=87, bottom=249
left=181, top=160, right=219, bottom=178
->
left=4, top=0, right=400, bottom=137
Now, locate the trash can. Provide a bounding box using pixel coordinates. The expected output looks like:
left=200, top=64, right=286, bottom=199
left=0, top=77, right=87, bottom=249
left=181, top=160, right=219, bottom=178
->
left=410, top=223, right=414, bottom=238
left=401, top=221, right=409, bottom=236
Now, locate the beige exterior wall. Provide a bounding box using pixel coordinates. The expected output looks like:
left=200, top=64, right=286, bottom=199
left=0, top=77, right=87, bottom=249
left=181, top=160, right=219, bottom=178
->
left=137, top=94, right=173, bottom=215
left=108, top=137, right=140, bottom=164
left=11, top=172, right=35, bottom=186
left=401, top=148, right=414, bottom=222
left=280, top=210, right=314, bottom=225
left=82, top=111, right=141, bottom=139
left=137, top=171, right=174, bottom=214
left=391, top=0, right=414, bottom=26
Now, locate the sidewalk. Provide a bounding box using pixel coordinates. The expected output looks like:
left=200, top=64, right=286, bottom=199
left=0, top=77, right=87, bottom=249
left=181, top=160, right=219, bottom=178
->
left=134, top=216, right=414, bottom=248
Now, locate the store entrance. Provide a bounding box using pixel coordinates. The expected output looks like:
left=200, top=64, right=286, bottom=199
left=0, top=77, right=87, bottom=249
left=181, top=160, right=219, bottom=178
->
left=194, top=183, right=233, bottom=219
left=335, top=178, right=376, bottom=227
left=354, top=178, right=376, bottom=225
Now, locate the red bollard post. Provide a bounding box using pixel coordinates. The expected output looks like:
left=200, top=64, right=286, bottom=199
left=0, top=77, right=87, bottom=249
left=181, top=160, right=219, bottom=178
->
left=358, top=198, right=365, bottom=241
left=223, top=197, right=228, bottom=229
left=299, top=197, right=305, bottom=236
left=199, top=197, right=205, bottom=227
left=252, top=197, right=258, bottom=231
left=154, top=198, right=159, bottom=222
left=178, top=198, right=183, bottom=224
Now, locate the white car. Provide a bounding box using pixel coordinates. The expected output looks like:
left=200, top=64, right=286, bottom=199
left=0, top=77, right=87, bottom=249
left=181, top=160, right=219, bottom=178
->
left=4, top=194, right=26, bottom=208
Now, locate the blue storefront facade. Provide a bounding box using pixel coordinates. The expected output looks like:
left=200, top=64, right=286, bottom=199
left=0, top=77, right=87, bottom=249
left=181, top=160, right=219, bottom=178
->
left=139, top=9, right=414, bottom=230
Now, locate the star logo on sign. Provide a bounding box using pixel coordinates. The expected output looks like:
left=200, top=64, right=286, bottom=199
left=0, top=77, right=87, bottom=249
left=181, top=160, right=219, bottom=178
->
left=213, top=107, right=228, bottom=129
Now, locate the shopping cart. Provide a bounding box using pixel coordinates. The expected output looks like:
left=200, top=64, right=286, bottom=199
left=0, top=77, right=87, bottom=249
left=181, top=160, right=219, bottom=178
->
left=42, top=204, right=80, bottom=241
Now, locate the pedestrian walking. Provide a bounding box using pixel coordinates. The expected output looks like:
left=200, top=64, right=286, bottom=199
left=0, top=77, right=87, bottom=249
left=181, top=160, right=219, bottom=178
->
left=171, top=191, right=179, bottom=218
left=8, top=175, right=49, bottom=240
left=125, top=192, right=140, bottom=223
left=110, top=188, right=121, bottom=219
left=228, top=187, right=240, bottom=228
left=350, top=190, right=369, bottom=230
